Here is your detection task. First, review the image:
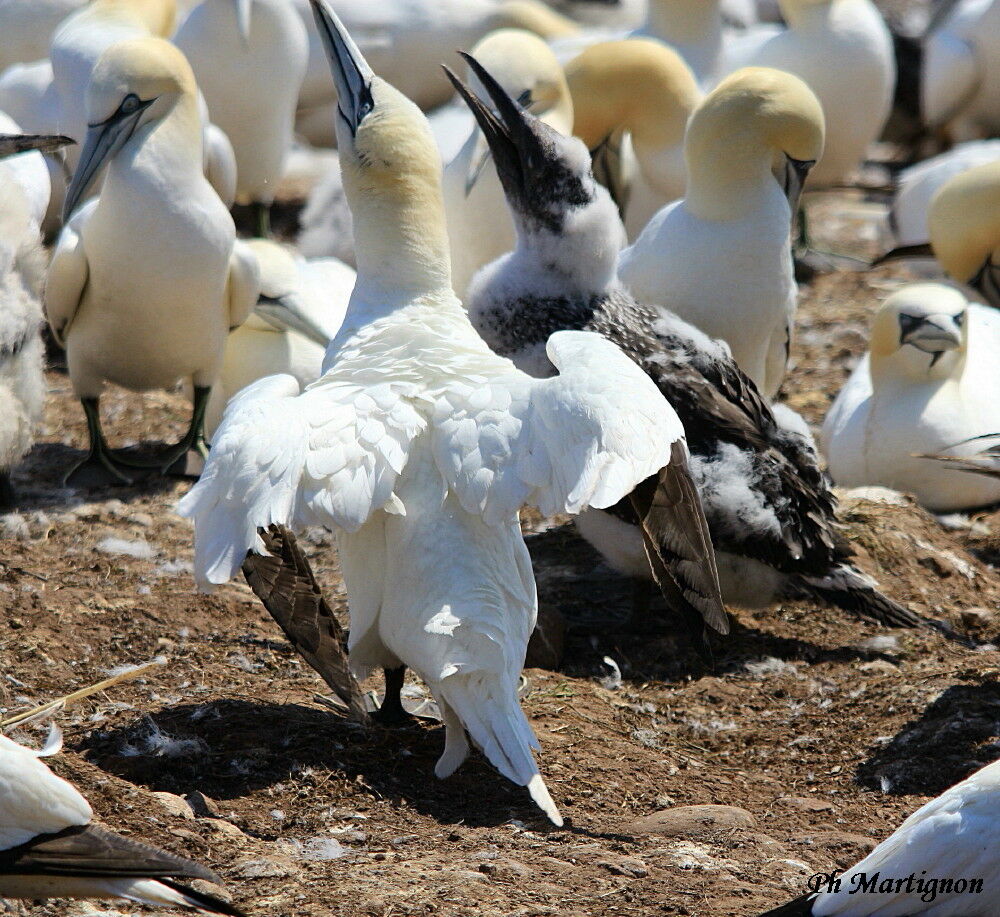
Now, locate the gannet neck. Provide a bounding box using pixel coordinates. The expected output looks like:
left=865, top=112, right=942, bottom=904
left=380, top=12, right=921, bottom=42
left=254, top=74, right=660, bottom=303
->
left=645, top=0, right=722, bottom=44
left=566, top=40, right=699, bottom=175
left=779, top=0, right=835, bottom=29
left=85, top=0, right=177, bottom=36
left=487, top=1, right=579, bottom=40
left=929, top=160, right=1000, bottom=285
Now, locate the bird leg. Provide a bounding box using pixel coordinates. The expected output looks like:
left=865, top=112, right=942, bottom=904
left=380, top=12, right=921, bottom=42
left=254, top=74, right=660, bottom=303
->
left=0, top=469, right=15, bottom=511
left=372, top=666, right=414, bottom=726
left=253, top=201, right=271, bottom=239
left=116, top=386, right=212, bottom=477
left=64, top=397, right=136, bottom=487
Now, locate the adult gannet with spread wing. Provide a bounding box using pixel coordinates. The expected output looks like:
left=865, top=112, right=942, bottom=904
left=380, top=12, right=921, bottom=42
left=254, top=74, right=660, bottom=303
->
left=45, top=38, right=259, bottom=486
left=175, top=0, right=309, bottom=237
left=619, top=67, right=825, bottom=399
left=0, top=730, right=242, bottom=914
left=180, top=0, right=697, bottom=825
left=0, top=132, right=73, bottom=509
left=822, top=284, right=1000, bottom=512
left=759, top=755, right=1000, bottom=915
left=452, top=57, right=934, bottom=632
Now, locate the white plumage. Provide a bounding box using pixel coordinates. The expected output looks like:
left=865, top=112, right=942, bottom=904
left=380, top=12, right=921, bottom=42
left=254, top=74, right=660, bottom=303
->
left=180, top=0, right=685, bottom=825
left=0, top=0, right=87, bottom=72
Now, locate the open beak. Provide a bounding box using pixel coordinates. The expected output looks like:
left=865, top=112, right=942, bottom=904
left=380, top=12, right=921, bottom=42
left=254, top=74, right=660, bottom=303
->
left=900, top=312, right=964, bottom=356
left=235, top=0, right=252, bottom=45
left=0, top=132, right=74, bottom=160
left=64, top=98, right=154, bottom=221
left=442, top=52, right=547, bottom=201
left=779, top=154, right=814, bottom=212
left=969, top=255, right=1000, bottom=308
left=308, top=0, right=374, bottom=137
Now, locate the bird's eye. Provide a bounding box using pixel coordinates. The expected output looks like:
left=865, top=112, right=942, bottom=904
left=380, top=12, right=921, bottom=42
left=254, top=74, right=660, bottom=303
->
left=516, top=89, right=533, bottom=110
left=955, top=312, right=965, bottom=326
left=120, top=93, right=141, bottom=115
left=357, top=85, right=375, bottom=121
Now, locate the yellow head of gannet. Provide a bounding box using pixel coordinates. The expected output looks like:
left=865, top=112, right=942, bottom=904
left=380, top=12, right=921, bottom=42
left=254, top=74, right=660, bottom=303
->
left=928, top=159, right=1000, bottom=306
left=684, top=66, right=825, bottom=219
left=488, top=0, right=580, bottom=39
left=87, top=0, right=178, bottom=37
left=870, top=283, right=967, bottom=383
left=63, top=38, right=200, bottom=220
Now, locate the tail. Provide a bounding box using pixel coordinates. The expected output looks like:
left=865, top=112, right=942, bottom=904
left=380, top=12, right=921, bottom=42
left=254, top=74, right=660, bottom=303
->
left=438, top=681, right=563, bottom=827
left=756, top=893, right=817, bottom=916
left=789, top=565, right=969, bottom=643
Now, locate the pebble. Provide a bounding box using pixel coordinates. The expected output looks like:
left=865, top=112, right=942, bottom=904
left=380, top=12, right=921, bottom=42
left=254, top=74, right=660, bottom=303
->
left=151, top=791, right=195, bottom=820
left=597, top=857, right=649, bottom=878
left=961, top=607, right=994, bottom=628
left=186, top=790, right=221, bottom=817
left=231, top=858, right=296, bottom=879
left=629, top=805, right=756, bottom=838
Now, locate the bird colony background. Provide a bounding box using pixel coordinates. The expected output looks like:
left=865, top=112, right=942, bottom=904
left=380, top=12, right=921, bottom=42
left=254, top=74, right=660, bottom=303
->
left=3, top=0, right=1000, bottom=915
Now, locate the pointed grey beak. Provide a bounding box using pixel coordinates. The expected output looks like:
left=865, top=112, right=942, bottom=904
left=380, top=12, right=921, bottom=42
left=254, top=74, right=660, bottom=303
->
left=235, top=0, right=252, bottom=45
left=0, top=133, right=74, bottom=160
left=308, top=0, right=374, bottom=137
left=254, top=291, right=336, bottom=347
left=63, top=94, right=154, bottom=221
left=899, top=311, right=964, bottom=354
left=780, top=154, right=814, bottom=212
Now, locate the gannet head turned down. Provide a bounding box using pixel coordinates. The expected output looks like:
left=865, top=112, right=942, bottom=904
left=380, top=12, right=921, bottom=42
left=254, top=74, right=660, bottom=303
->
left=684, top=66, right=825, bottom=217
left=445, top=53, right=625, bottom=288
left=928, top=160, right=1000, bottom=308
left=309, top=0, right=450, bottom=293
left=63, top=38, right=200, bottom=221
left=870, top=283, right=968, bottom=383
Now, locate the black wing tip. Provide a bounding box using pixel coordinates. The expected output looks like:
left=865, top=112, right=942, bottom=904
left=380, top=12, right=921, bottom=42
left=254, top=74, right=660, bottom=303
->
left=756, top=892, right=817, bottom=916
left=160, top=879, right=247, bottom=917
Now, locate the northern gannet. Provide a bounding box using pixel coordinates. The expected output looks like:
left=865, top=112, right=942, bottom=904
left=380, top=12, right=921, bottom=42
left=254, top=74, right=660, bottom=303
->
left=0, top=0, right=86, bottom=72
left=618, top=67, right=825, bottom=400
left=453, top=56, right=934, bottom=631
left=205, top=238, right=355, bottom=436
left=290, top=0, right=579, bottom=147
left=0, top=730, right=242, bottom=914
left=564, top=38, right=700, bottom=239
left=175, top=0, right=309, bottom=237
left=723, top=0, right=895, bottom=188
left=822, top=284, right=1000, bottom=512
left=759, top=756, right=1000, bottom=916
left=45, top=38, right=260, bottom=486
left=0, top=131, right=73, bottom=509
left=637, top=0, right=728, bottom=87
left=443, top=28, right=574, bottom=300
left=179, top=0, right=698, bottom=825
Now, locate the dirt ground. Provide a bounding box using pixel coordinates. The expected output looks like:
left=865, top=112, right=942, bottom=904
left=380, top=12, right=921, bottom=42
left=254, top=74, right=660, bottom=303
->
left=4, top=14, right=1000, bottom=917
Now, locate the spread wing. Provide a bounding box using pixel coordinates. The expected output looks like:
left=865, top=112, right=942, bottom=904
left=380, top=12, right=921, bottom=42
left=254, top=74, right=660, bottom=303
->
left=178, top=372, right=426, bottom=589
left=43, top=199, right=93, bottom=347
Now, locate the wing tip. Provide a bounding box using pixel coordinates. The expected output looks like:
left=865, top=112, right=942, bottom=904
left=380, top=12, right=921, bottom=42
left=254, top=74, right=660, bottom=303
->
left=527, top=774, right=564, bottom=828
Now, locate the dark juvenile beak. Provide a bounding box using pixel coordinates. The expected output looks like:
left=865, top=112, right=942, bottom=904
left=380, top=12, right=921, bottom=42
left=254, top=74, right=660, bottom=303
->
left=308, top=0, right=374, bottom=137
left=64, top=96, right=154, bottom=221
left=780, top=155, right=814, bottom=212
left=0, top=133, right=74, bottom=160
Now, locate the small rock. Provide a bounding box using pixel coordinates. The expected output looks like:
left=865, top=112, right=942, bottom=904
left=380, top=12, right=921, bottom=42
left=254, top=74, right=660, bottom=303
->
left=961, top=607, right=994, bottom=628
left=776, top=796, right=834, bottom=813
left=207, top=820, right=246, bottom=840
left=629, top=804, right=756, bottom=838
left=231, top=858, right=295, bottom=880
left=186, top=791, right=221, bottom=818
left=597, top=857, right=648, bottom=878
left=152, top=791, right=195, bottom=820
left=858, top=660, right=899, bottom=675
left=525, top=603, right=565, bottom=669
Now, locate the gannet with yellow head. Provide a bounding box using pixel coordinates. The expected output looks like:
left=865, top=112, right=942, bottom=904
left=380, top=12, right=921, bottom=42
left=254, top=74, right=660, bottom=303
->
left=565, top=38, right=700, bottom=238
left=179, top=0, right=697, bottom=826
left=619, top=66, right=825, bottom=399
left=822, top=283, right=1000, bottom=512
left=443, top=28, right=574, bottom=299
left=175, top=0, right=309, bottom=236
left=0, top=131, right=73, bottom=509
left=45, top=37, right=260, bottom=485
left=0, top=730, right=243, bottom=914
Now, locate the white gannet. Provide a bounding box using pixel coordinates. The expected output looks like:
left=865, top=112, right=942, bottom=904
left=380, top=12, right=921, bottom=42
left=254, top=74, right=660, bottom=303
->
left=0, top=131, right=73, bottom=509
left=0, top=0, right=86, bottom=72
left=453, top=56, right=935, bottom=631
left=758, top=756, right=1000, bottom=916
left=205, top=237, right=355, bottom=436
left=618, top=67, right=825, bottom=400
left=723, top=0, right=895, bottom=188
left=637, top=0, right=728, bottom=88
left=542, top=0, right=646, bottom=27
left=443, top=29, right=574, bottom=300
left=180, top=0, right=701, bottom=825
left=175, top=0, right=309, bottom=236
left=822, top=283, right=1000, bottom=512
left=0, top=729, right=242, bottom=914
left=889, top=139, right=1000, bottom=247
left=290, top=0, right=580, bottom=149
left=44, top=38, right=259, bottom=486
left=564, top=38, right=700, bottom=239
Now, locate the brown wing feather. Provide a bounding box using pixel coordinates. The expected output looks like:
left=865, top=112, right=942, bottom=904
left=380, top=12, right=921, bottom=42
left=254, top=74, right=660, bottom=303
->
left=629, top=442, right=729, bottom=637
left=242, top=524, right=370, bottom=725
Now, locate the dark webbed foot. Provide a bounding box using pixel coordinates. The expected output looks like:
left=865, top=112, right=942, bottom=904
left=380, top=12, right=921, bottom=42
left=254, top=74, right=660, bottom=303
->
left=372, top=666, right=416, bottom=727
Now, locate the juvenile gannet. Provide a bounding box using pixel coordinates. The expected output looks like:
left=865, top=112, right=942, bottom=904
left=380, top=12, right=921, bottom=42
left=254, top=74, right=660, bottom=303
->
left=175, top=0, right=309, bottom=236
left=180, top=0, right=703, bottom=826
left=619, top=67, right=825, bottom=399
left=723, top=0, right=895, bottom=187
left=0, top=132, right=73, bottom=509
left=45, top=38, right=260, bottom=486
left=759, top=756, right=1000, bottom=916
left=822, top=284, right=1000, bottom=512
left=443, top=29, right=574, bottom=299
left=453, top=57, right=933, bottom=630
left=205, top=238, right=355, bottom=436
left=0, top=730, right=242, bottom=914
left=564, top=38, right=700, bottom=239
left=0, top=0, right=86, bottom=72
